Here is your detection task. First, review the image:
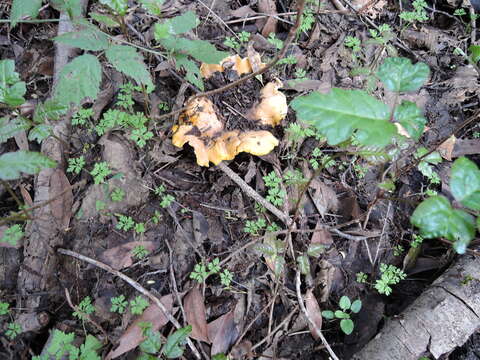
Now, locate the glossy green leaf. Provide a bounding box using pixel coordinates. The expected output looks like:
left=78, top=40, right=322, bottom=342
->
left=339, top=296, right=351, bottom=311
left=0, top=151, right=56, bottom=180
left=89, top=12, right=120, bottom=27
left=10, top=0, right=42, bottom=27
left=335, top=310, right=349, bottom=319
left=376, top=57, right=430, bottom=92
left=0, top=59, right=26, bottom=106
left=99, top=0, right=128, bottom=16
left=297, top=255, right=310, bottom=275
left=415, top=147, right=442, bottom=164
left=160, top=37, right=228, bottom=64
left=291, top=88, right=395, bottom=146
left=350, top=300, right=362, bottom=313
left=28, top=124, right=52, bottom=143
left=0, top=117, right=30, bottom=143
left=33, top=99, right=68, bottom=123
left=450, top=157, right=480, bottom=211
left=105, top=45, right=154, bottom=89
left=340, top=319, right=354, bottom=335
left=54, top=54, right=102, bottom=106
left=411, top=196, right=475, bottom=254
left=394, top=100, right=426, bottom=140
left=321, top=310, right=334, bottom=319
left=175, top=54, right=204, bottom=90
left=469, top=45, right=480, bottom=63
left=139, top=0, right=164, bottom=16
left=54, top=27, right=110, bottom=51
left=162, top=325, right=192, bottom=359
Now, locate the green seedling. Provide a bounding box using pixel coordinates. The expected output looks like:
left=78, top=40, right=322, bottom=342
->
left=374, top=264, right=406, bottom=296
left=0, top=224, right=23, bottom=246
left=110, top=294, right=128, bottom=314
left=90, top=161, right=112, bottom=184
left=67, top=156, right=86, bottom=175
left=73, top=296, right=95, bottom=321
left=6, top=322, right=22, bottom=339
left=116, top=214, right=135, bottom=231
left=322, top=295, right=362, bottom=335
left=110, top=187, right=125, bottom=202
left=132, top=244, right=149, bottom=259
left=130, top=296, right=149, bottom=315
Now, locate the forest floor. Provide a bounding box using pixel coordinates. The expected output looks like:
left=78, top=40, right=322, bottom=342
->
left=1, top=0, right=480, bottom=359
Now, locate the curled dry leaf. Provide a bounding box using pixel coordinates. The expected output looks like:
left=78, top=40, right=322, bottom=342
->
left=305, top=289, right=323, bottom=340
left=184, top=286, right=210, bottom=343
left=200, top=54, right=265, bottom=79
left=248, top=79, right=288, bottom=126
left=172, top=97, right=280, bottom=167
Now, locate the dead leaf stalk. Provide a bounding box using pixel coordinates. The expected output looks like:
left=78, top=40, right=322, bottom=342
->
left=57, top=248, right=202, bottom=360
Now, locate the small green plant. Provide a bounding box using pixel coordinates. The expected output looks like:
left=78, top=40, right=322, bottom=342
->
left=309, top=148, right=336, bottom=170
left=374, top=264, right=406, bottom=296
left=71, top=108, right=93, bottom=126
left=154, top=185, right=176, bottom=208
left=134, top=222, right=146, bottom=235
left=263, top=171, right=286, bottom=207
left=224, top=37, right=240, bottom=51
left=356, top=272, right=368, bottom=283
left=284, top=169, right=307, bottom=186
left=399, top=0, right=429, bottom=24
left=151, top=210, right=162, bottom=224
left=344, top=36, right=361, bottom=56
left=473, top=131, right=480, bottom=139
left=220, top=269, right=233, bottom=288
left=130, top=296, right=149, bottom=315
left=294, top=68, right=307, bottom=79
left=0, top=224, right=23, bottom=246
left=411, top=234, right=424, bottom=248
left=116, top=214, right=135, bottom=231
left=110, top=187, right=125, bottom=202
left=244, top=218, right=267, bottom=236
left=0, top=302, right=10, bottom=315
left=454, top=8, right=467, bottom=16
left=110, top=294, right=128, bottom=314
left=95, top=200, right=106, bottom=212
left=189, top=258, right=228, bottom=286
left=158, top=102, right=170, bottom=111
left=67, top=156, right=86, bottom=175
left=138, top=322, right=192, bottom=359
left=277, top=55, right=298, bottom=65
left=73, top=296, right=95, bottom=321
left=238, top=31, right=251, bottom=43
left=132, top=244, right=149, bottom=259
left=322, top=296, right=362, bottom=335
left=90, top=161, right=112, bottom=184
left=5, top=322, right=22, bottom=339
left=267, top=33, right=283, bottom=50
left=393, top=245, right=404, bottom=256
left=415, top=147, right=442, bottom=185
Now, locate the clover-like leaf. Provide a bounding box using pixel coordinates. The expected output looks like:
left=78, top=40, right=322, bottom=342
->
left=291, top=88, right=395, bottom=146
left=377, top=57, right=429, bottom=92
left=411, top=196, right=475, bottom=254
left=105, top=45, right=154, bottom=89
left=450, top=157, right=480, bottom=211
left=340, top=319, right=354, bottom=335
left=394, top=100, right=426, bottom=140
left=54, top=54, right=102, bottom=106
left=0, top=151, right=56, bottom=180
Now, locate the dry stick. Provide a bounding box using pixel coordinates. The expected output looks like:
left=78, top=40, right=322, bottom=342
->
left=57, top=248, right=202, bottom=360
left=251, top=307, right=298, bottom=352
left=295, top=271, right=340, bottom=360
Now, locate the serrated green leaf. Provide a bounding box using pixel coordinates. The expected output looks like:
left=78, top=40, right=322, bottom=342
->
left=0, top=117, right=30, bottom=143
left=80, top=334, right=102, bottom=356
left=0, top=59, right=26, bottom=106
left=340, top=318, right=354, bottom=335
left=297, top=255, right=310, bottom=275
left=139, top=0, right=164, bottom=15
left=54, top=27, right=110, bottom=51
left=160, top=37, right=228, bottom=64
left=0, top=151, right=56, bottom=180
left=164, top=11, right=198, bottom=35
left=54, top=54, right=102, bottom=106
left=99, top=0, right=128, bottom=16
left=175, top=54, right=204, bottom=90
left=50, top=0, right=83, bottom=18
left=28, top=124, right=52, bottom=143
left=10, top=0, right=42, bottom=27
left=411, top=196, right=475, bottom=254
left=339, top=296, right=351, bottom=311
left=394, top=100, right=426, bottom=140
left=162, top=325, right=192, bottom=359
left=89, top=12, right=120, bottom=27
left=105, top=45, right=154, bottom=88
left=450, top=157, right=480, bottom=211
left=291, top=88, right=395, bottom=146
left=376, top=57, right=429, bottom=92
left=469, top=45, right=480, bottom=63
left=322, top=310, right=334, bottom=319
left=33, top=99, right=68, bottom=123
left=307, top=243, right=325, bottom=258
left=350, top=299, right=362, bottom=313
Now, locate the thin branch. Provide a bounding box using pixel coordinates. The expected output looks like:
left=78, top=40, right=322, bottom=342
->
left=57, top=248, right=202, bottom=360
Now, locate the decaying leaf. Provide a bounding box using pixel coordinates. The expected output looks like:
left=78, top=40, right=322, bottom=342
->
left=184, top=286, right=210, bottom=343
left=437, top=135, right=456, bottom=161
left=305, top=289, right=323, bottom=340
left=248, top=79, right=288, bottom=126
left=172, top=97, right=280, bottom=167
left=99, top=241, right=155, bottom=270
left=49, top=169, right=73, bottom=231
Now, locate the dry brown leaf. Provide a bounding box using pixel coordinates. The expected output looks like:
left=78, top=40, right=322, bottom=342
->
left=310, top=221, right=333, bottom=247
left=452, top=138, right=480, bottom=158
left=437, top=135, right=456, bottom=161
left=107, top=295, right=174, bottom=359
left=19, top=183, right=33, bottom=207
left=248, top=80, right=287, bottom=126
left=258, top=0, right=278, bottom=37
left=99, top=241, right=155, bottom=270
left=208, top=310, right=239, bottom=356
left=49, top=169, right=73, bottom=231
left=184, top=286, right=210, bottom=343
left=309, top=180, right=339, bottom=217
left=230, top=5, right=256, bottom=18
left=305, top=289, right=323, bottom=340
